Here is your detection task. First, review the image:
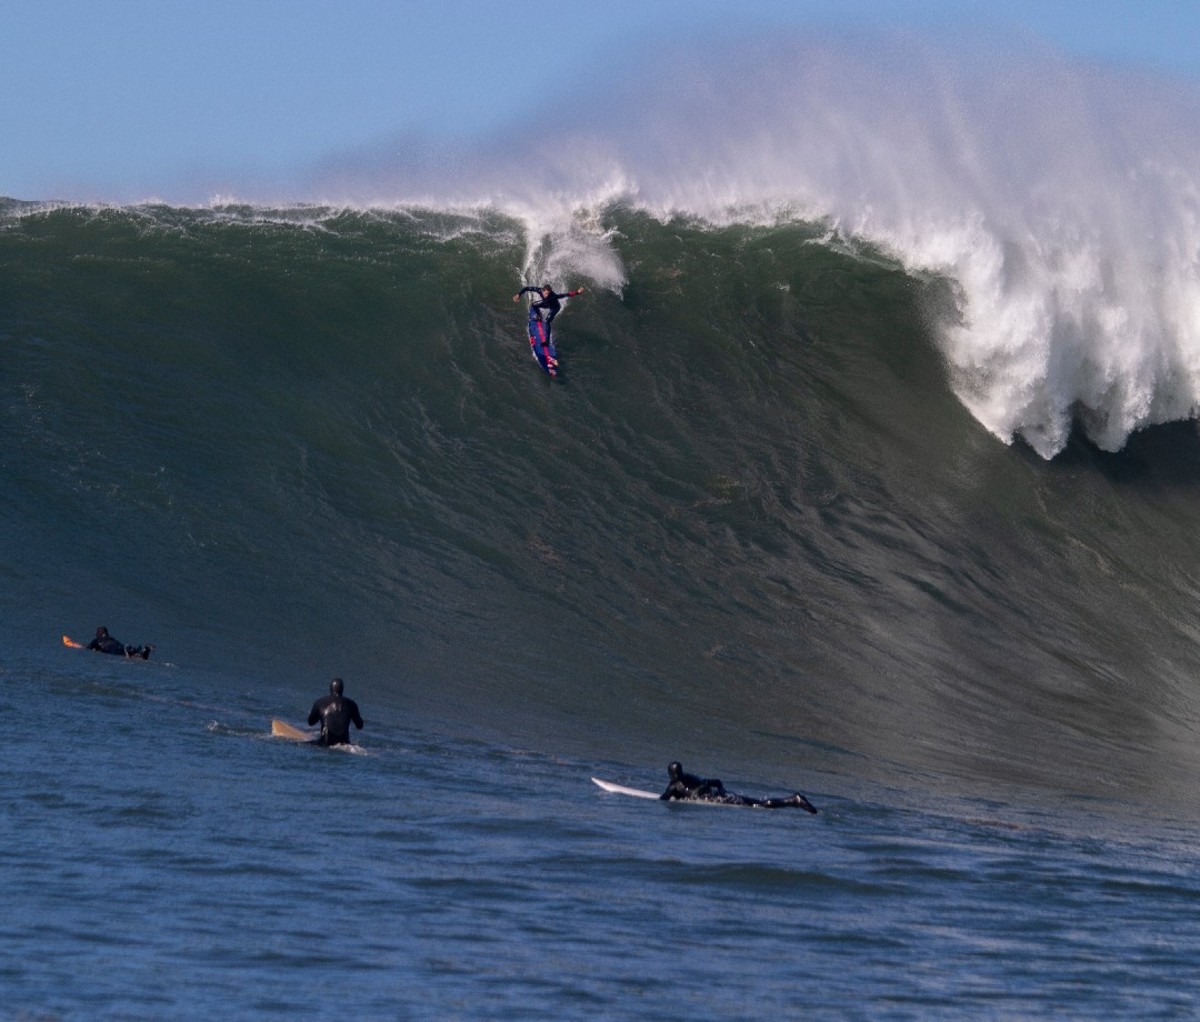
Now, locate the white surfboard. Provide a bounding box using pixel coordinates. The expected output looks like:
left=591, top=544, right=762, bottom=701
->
left=591, top=777, right=661, bottom=800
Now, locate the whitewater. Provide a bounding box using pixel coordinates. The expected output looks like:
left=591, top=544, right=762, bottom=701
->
left=287, top=30, right=1200, bottom=461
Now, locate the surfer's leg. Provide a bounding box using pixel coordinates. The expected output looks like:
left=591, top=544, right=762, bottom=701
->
left=760, top=793, right=818, bottom=812
left=706, top=792, right=751, bottom=806
left=539, top=325, right=557, bottom=374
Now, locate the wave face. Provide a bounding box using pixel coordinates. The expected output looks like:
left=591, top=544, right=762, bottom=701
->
left=5, top=201, right=1200, bottom=813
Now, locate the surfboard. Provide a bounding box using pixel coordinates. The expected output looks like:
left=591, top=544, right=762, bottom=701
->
left=591, top=777, right=661, bottom=800
left=271, top=718, right=312, bottom=741
left=527, top=307, right=559, bottom=377
left=592, top=775, right=815, bottom=811
left=62, top=634, right=84, bottom=649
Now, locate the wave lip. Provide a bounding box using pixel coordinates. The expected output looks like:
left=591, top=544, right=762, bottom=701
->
left=291, top=30, right=1200, bottom=458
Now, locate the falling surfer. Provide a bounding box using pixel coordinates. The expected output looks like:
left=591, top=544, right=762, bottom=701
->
left=513, top=283, right=586, bottom=377
left=660, top=761, right=818, bottom=812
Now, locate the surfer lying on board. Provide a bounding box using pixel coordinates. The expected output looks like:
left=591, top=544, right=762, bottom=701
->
left=660, top=761, right=818, bottom=812
left=307, top=677, right=364, bottom=747
left=86, top=626, right=153, bottom=660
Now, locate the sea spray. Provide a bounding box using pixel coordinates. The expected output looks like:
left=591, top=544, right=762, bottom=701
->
left=302, top=29, right=1200, bottom=457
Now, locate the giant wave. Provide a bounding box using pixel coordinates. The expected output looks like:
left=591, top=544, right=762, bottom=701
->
left=7, top=28, right=1200, bottom=813
left=293, top=30, right=1200, bottom=461
left=5, top=197, right=1200, bottom=814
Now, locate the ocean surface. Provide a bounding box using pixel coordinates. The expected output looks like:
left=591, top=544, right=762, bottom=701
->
left=4, top=197, right=1200, bottom=1020
left=6, top=35, right=1200, bottom=1016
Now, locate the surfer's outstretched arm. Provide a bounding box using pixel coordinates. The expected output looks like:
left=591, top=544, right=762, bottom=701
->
left=513, top=285, right=586, bottom=303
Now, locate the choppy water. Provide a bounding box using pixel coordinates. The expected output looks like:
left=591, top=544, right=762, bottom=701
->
left=6, top=652, right=1200, bottom=1020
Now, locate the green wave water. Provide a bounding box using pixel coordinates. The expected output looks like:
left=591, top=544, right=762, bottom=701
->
left=5, top=200, right=1200, bottom=817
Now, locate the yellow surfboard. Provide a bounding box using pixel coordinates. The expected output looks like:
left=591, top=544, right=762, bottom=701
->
left=270, top=718, right=311, bottom=741
left=63, top=634, right=85, bottom=649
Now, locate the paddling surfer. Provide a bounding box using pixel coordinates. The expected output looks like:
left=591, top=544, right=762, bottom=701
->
left=86, top=625, right=153, bottom=660
left=660, top=761, right=818, bottom=812
left=307, top=677, right=364, bottom=747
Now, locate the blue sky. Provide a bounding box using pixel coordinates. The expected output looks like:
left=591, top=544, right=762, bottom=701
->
left=3, top=0, right=1198, bottom=202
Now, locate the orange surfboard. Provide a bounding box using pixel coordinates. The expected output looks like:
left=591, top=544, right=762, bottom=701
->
left=270, top=718, right=311, bottom=741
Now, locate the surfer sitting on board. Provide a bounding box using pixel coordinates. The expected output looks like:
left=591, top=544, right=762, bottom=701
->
left=660, top=761, right=818, bottom=812
left=513, top=283, right=586, bottom=358
left=307, top=677, right=364, bottom=747
left=86, top=625, right=153, bottom=660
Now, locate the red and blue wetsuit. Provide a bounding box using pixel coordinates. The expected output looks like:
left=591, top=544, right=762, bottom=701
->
left=515, top=285, right=584, bottom=374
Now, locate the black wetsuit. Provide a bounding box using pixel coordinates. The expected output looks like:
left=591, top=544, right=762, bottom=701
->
left=660, top=764, right=817, bottom=811
left=661, top=767, right=729, bottom=802
left=517, top=286, right=580, bottom=328
left=307, top=693, right=364, bottom=747
left=87, top=633, right=151, bottom=659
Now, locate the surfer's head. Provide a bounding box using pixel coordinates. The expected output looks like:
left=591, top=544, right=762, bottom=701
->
left=330, top=677, right=344, bottom=696
left=668, top=761, right=684, bottom=781
left=541, top=284, right=552, bottom=295
left=95, top=626, right=109, bottom=638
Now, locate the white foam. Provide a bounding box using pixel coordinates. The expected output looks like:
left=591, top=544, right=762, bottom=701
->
left=24, top=29, right=1200, bottom=459
left=301, top=30, right=1200, bottom=458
